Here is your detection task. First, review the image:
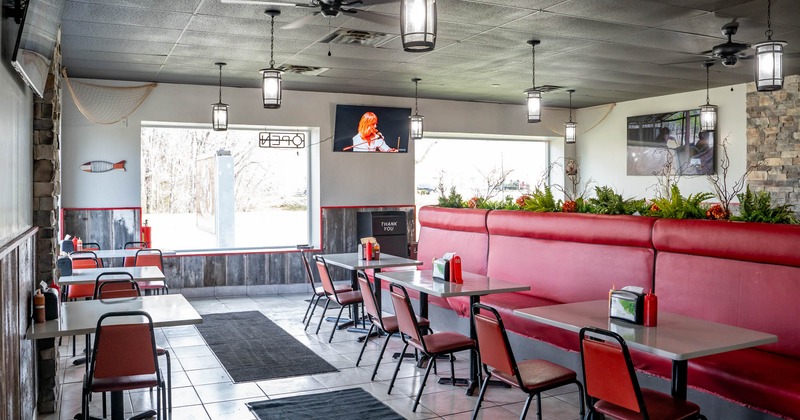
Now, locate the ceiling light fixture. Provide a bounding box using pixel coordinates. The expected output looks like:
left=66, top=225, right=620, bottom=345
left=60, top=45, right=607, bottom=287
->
left=401, top=0, right=436, bottom=52
left=754, top=0, right=786, bottom=91
left=565, top=89, right=577, bottom=144
left=700, top=61, right=717, bottom=132
left=410, top=77, right=424, bottom=140
left=261, top=9, right=283, bottom=109
left=212, top=62, right=229, bottom=131
left=524, top=39, right=542, bottom=123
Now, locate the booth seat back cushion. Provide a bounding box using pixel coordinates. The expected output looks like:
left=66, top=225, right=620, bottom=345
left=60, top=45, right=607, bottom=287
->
left=653, top=219, right=800, bottom=358
left=487, top=211, right=655, bottom=303
left=417, top=206, right=490, bottom=276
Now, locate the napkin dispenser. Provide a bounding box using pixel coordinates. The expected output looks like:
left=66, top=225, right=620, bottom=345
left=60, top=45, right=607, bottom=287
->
left=57, top=255, right=73, bottom=276
left=609, top=287, right=645, bottom=324
left=432, top=252, right=462, bottom=283
left=432, top=258, right=450, bottom=281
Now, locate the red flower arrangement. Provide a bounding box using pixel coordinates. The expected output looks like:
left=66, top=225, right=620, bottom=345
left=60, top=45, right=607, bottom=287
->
left=650, top=203, right=660, bottom=213
left=467, top=197, right=479, bottom=208
left=516, top=195, right=531, bottom=207
left=706, top=204, right=729, bottom=220
left=562, top=200, right=577, bottom=213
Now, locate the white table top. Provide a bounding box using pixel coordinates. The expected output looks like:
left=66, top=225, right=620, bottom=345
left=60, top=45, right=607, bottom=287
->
left=514, top=300, right=778, bottom=361
left=71, top=248, right=176, bottom=259
left=375, top=269, right=530, bottom=298
left=58, top=266, right=165, bottom=286
left=320, top=253, right=422, bottom=271
left=26, top=294, right=202, bottom=340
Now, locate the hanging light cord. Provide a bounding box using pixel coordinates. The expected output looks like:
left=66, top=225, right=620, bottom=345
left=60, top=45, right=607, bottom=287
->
left=269, top=14, right=276, bottom=69
left=568, top=91, right=573, bottom=122
left=765, top=0, right=773, bottom=39
left=531, top=44, right=536, bottom=88
left=217, top=64, right=223, bottom=103
left=414, top=80, right=419, bottom=113
left=705, top=65, right=710, bottom=105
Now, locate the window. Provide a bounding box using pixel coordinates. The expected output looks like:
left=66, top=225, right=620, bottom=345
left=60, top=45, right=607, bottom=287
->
left=140, top=125, right=310, bottom=251
left=415, top=136, right=550, bottom=208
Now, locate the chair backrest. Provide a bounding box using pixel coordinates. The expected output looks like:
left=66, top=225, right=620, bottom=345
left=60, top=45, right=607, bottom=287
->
left=134, top=248, right=163, bottom=270
left=82, top=243, right=103, bottom=267
left=389, top=283, right=424, bottom=347
left=89, top=311, right=159, bottom=383
left=357, top=270, right=383, bottom=327
left=94, top=272, right=140, bottom=300
left=472, top=303, right=519, bottom=382
left=297, top=246, right=316, bottom=286
left=70, top=251, right=99, bottom=269
left=579, top=326, right=646, bottom=415
left=314, top=256, right=338, bottom=299
left=124, top=241, right=149, bottom=267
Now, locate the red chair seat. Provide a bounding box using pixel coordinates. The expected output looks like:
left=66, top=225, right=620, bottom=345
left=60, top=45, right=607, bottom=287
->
left=414, top=332, right=474, bottom=353
left=336, top=290, right=362, bottom=305
left=492, top=359, right=578, bottom=391
left=90, top=373, right=159, bottom=392
left=314, top=285, right=351, bottom=296
left=596, top=388, right=700, bottom=420
left=380, top=315, right=429, bottom=333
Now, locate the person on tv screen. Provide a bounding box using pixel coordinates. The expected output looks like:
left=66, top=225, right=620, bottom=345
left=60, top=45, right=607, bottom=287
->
left=349, top=112, right=397, bottom=152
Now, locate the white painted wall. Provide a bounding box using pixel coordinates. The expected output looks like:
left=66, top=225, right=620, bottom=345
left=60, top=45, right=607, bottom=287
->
left=575, top=84, right=747, bottom=200
left=61, top=80, right=566, bottom=208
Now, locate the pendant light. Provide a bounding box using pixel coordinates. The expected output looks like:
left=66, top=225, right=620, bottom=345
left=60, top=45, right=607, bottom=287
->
left=261, top=9, right=283, bottom=109
left=754, top=0, right=787, bottom=91
left=410, top=78, right=424, bottom=140
left=565, top=89, right=577, bottom=144
left=699, top=61, right=717, bottom=132
left=212, top=62, right=229, bottom=131
left=401, top=0, right=436, bottom=52
left=524, top=39, right=542, bottom=123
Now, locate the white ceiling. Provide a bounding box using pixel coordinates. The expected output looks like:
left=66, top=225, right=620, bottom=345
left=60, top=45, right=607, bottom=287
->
left=59, top=0, right=800, bottom=108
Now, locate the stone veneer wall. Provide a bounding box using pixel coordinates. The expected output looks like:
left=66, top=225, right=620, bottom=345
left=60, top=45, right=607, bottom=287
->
left=33, top=37, right=62, bottom=414
left=746, top=74, right=800, bottom=209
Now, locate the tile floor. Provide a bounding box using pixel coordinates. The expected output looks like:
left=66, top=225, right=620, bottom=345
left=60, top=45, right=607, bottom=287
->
left=39, top=294, right=585, bottom=420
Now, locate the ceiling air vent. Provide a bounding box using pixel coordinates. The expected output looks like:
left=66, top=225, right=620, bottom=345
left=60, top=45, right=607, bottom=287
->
left=280, top=65, right=329, bottom=76
left=321, top=29, right=396, bottom=48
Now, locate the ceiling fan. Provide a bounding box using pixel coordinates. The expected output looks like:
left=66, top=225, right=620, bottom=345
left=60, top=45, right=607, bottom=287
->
left=704, top=19, right=751, bottom=67
left=220, top=0, right=399, bottom=30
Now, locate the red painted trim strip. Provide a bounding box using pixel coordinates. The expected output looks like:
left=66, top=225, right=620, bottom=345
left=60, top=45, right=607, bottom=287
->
left=321, top=204, right=416, bottom=209
left=170, top=247, right=321, bottom=258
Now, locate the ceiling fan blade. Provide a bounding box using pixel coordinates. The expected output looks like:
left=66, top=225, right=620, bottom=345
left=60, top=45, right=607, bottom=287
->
left=352, top=0, right=400, bottom=5
left=346, top=9, right=398, bottom=27
left=281, top=12, right=319, bottom=30
left=220, top=0, right=304, bottom=6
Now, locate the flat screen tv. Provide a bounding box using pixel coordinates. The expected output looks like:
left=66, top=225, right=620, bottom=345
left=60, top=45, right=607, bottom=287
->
left=10, top=0, right=65, bottom=98
left=333, top=104, right=411, bottom=153
left=626, top=109, right=715, bottom=176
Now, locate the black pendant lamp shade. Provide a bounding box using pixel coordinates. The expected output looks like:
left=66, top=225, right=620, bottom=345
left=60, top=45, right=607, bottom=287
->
left=565, top=89, right=576, bottom=144
left=410, top=78, right=424, bottom=140
left=401, top=0, right=436, bottom=52
left=700, top=61, right=717, bottom=132
left=524, top=39, right=542, bottom=123
left=261, top=9, right=283, bottom=109
left=212, top=62, right=229, bottom=131
left=754, top=0, right=786, bottom=92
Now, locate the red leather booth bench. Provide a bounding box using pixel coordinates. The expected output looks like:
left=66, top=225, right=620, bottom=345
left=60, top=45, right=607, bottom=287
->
left=413, top=205, right=800, bottom=419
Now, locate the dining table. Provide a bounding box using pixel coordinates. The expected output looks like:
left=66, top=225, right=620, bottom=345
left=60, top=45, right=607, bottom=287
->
left=514, top=300, right=778, bottom=400
left=375, top=269, right=530, bottom=395
left=58, top=266, right=165, bottom=286
left=319, top=252, right=422, bottom=309
left=27, top=294, right=202, bottom=420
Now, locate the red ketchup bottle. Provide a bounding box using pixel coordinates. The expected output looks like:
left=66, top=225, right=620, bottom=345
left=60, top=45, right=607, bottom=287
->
left=644, top=290, right=658, bottom=327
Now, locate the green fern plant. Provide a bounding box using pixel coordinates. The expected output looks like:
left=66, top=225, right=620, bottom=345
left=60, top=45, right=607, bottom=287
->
left=437, top=186, right=464, bottom=208
left=523, top=186, right=560, bottom=212
left=649, top=184, right=713, bottom=219
left=588, top=186, right=647, bottom=215
left=732, top=187, right=798, bottom=224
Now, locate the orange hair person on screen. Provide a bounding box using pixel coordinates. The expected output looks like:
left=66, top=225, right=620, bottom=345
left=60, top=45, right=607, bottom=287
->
left=349, top=112, right=397, bottom=152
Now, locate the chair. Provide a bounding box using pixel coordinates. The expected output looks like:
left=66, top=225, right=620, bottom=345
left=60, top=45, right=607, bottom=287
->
left=471, top=303, right=585, bottom=420
left=355, top=270, right=431, bottom=381
left=91, top=283, right=174, bottom=419
left=388, top=283, right=477, bottom=412
left=65, top=251, right=100, bottom=358
left=297, top=246, right=352, bottom=331
left=93, top=273, right=141, bottom=300
left=82, top=242, right=103, bottom=267
left=313, top=255, right=363, bottom=343
left=82, top=311, right=166, bottom=420
left=579, top=326, right=705, bottom=420
left=134, top=248, right=169, bottom=295
left=123, top=241, right=149, bottom=267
